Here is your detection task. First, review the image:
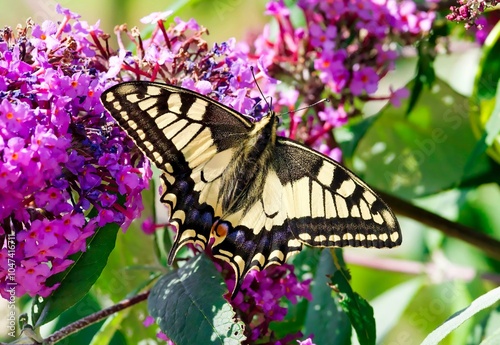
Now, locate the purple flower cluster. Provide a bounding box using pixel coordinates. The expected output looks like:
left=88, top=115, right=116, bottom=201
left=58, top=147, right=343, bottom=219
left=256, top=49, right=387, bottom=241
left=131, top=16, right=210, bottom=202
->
left=447, top=0, right=499, bottom=29
left=221, top=262, right=314, bottom=344
left=243, top=0, right=433, bottom=158
left=105, top=11, right=274, bottom=119
left=0, top=5, right=151, bottom=298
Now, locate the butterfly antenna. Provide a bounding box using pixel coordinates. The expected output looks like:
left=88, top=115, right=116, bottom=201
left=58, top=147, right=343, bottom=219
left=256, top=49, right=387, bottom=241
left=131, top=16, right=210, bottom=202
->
left=250, top=66, right=273, bottom=112
left=283, top=98, right=330, bottom=116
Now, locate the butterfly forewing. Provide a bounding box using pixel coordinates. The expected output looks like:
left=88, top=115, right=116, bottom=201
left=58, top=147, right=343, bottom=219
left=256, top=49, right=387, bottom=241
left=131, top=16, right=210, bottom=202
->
left=101, top=82, right=255, bottom=261
left=101, top=81, right=402, bottom=295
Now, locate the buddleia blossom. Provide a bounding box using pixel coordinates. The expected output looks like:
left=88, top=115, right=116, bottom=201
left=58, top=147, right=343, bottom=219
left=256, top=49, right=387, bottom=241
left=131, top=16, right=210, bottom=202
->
left=0, top=6, right=151, bottom=298
left=447, top=0, right=500, bottom=29
left=222, top=262, right=314, bottom=344
left=106, top=11, right=275, bottom=118
left=247, top=0, right=434, bottom=156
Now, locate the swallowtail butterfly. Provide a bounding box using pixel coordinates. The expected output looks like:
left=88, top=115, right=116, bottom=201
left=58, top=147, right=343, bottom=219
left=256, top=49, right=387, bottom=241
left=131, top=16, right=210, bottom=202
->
left=101, top=81, right=401, bottom=293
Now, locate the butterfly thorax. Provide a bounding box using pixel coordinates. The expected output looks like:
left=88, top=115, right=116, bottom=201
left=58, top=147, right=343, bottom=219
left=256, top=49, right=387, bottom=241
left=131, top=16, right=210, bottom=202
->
left=218, top=112, right=278, bottom=216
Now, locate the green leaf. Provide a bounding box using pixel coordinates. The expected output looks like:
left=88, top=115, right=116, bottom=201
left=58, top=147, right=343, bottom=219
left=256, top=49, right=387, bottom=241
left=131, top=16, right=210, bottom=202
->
left=464, top=79, right=500, bottom=175
left=335, top=114, right=379, bottom=163
left=331, top=266, right=376, bottom=345
left=370, top=278, right=424, bottom=344
left=148, top=253, right=246, bottom=345
left=406, top=38, right=436, bottom=115
left=90, top=308, right=128, bottom=345
left=32, top=222, right=120, bottom=327
left=353, top=78, right=491, bottom=198
left=470, top=20, right=500, bottom=163
left=478, top=307, right=500, bottom=345
left=304, top=250, right=351, bottom=345
left=481, top=328, right=500, bottom=345
left=48, top=293, right=126, bottom=345
left=484, top=82, right=500, bottom=146
left=421, top=286, right=500, bottom=345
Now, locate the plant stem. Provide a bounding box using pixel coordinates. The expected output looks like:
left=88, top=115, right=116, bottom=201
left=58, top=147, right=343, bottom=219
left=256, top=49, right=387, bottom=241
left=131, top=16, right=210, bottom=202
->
left=378, top=191, right=500, bottom=261
left=343, top=251, right=500, bottom=284
left=40, top=291, right=150, bottom=345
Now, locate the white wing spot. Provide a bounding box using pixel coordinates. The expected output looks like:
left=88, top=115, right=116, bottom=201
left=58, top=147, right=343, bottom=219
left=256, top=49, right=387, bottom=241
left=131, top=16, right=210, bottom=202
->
left=119, top=111, right=129, bottom=120
left=125, top=93, right=141, bottom=103
left=378, top=233, right=389, bottom=242
left=292, top=177, right=310, bottom=218
left=163, top=193, right=177, bottom=208
left=164, top=163, right=174, bottom=174
left=171, top=123, right=202, bottom=151
left=363, top=191, right=377, bottom=205
left=127, top=120, right=138, bottom=130
left=287, top=238, right=302, bottom=248
left=155, top=112, right=178, bottom=129
left=163, top=119, right=188, bottom=140
left=177, top=229, right=197, bottom=243
left=218, top=249, right=233, bottom=258
left=187, top=98, right=208, bottom=121
left=251, top=253, right=266, bottom=267
left=372, top=212, right=384, bottom=225
left=202, top=148, right=234, bottom=182
left=105, top=92, right=117, bottom=102
left=367, top=234, right=378, bottom=241
left=324, top=192, right=337, bottom=218
left=146, top=86, right=161, bottom=96
left=355, top=234, right=366, bottom=241
left=359, top=200, right=372, bottom=220
left=343, top=233, right=354, bottom=241
left=152, top=151, right=163, bottom=165
left=262, top=169, right=282, bottom=217
left=335, top=195, right=349, bottom=218
left=317, top=162, right=335, bottom=186
left=381, top=209, right=397, bottom=228
left=329, top=234, right=341, bottom=242
left=143, top=141, right=154, bottom=151
left=390, top=232, right=400, bottom=242
left=163, top=173, right=175, bottom=185
left=338, top=178, right=356, bottom=198
left=298, top=233, right=312, bottom=241
left=138, top=97, right=158, bottom=111
left=172, top=210, right=186, bottom=224
left=136, top=129, right=146, bottom=140
left=233, top=255, right=246, bottom=276
left=269, top=250, right=285, bottom=262
left=311, top=182, right=324, bottom=217
left=314, top=235, right=327, bottom=243
left=167, top=93, right=182, bottom=114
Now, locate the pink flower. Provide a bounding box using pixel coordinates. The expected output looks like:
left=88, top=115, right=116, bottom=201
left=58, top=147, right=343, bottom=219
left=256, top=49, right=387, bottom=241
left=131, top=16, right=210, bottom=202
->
left=389, top=87, right=410, bottom=107
left=350, top=67, right=379, bottom=96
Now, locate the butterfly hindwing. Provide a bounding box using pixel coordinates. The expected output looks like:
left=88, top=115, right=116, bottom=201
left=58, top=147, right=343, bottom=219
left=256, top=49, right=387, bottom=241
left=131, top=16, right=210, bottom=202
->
left=211, top=138, right=401, bottom=286
left=273, top=138, right=401, bottom=248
